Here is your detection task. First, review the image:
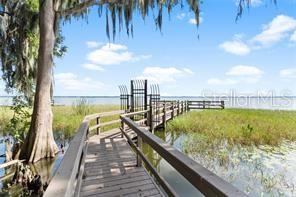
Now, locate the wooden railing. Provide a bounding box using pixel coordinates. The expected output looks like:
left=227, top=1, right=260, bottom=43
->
left=149, top=100, right=188, bottom=131
left=121, top=111, right=247, bottom=197
left=188, top=100, right=225, bottom=110
left=44, top=110, right=124, bottom=197
left=44, top=100, right=229, bottom=197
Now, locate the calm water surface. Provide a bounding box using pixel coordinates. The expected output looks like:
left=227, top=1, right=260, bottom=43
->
left=145, top=130, right=296, bottom=196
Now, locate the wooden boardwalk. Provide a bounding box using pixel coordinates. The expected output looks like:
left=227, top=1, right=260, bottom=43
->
left=45, top=103, right=247, bottom=197
left=80, top=129, right=163, bottom=197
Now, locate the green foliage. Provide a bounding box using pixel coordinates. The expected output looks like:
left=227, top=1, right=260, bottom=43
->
left=26, top=0, right=39, bottom=12
left=241, top=124, right=254, bottom=139
left=5, top=96, right=32, bottom=143
left=73, top=98, right=90, bottom=115
left=0, top=0, right=66, bottom=101
left=53, top=104, right=120, bottom=138
left=72, top=98, right=91, bottom=116
left=168, top=109, right=296, bottom=146
left=1, top=104, right=120, bottom=139
left=58, top=0, right=201, bottom=41
left=0, top=1, right=39, bottom=101
left=0, top=106, right=13, bottom=133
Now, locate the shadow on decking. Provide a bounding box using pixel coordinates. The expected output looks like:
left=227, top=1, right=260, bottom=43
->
left=79, top=129, right=162, bottom=197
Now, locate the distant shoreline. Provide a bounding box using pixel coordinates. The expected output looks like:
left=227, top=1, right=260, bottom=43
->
left=1, top=96, right=296, bottom=98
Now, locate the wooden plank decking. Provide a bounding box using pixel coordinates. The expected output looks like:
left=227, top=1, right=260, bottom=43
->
left=80, top=129, right=163, bottom=197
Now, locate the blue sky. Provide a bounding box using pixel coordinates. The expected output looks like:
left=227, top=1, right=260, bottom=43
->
left=1, top=0, right=296, bottom=96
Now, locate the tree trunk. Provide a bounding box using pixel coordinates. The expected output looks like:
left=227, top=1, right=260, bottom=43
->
left=20, top=0, right=58, bottom=163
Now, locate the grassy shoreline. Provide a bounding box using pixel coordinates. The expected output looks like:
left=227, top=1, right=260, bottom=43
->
left=168, top=109, right=296, bottom=146
left=1, top=107, right=296, bottom=145
left=0, top=104, right=120, bottom=138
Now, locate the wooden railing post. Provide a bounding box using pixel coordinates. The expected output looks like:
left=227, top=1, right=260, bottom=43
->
left=222, top=101, right=225, bottom=109
left=171, top=101, right=174, bottom=119
left=137, top=135, right=142, bottom=167
left=146, top=109, right=150, bottom=127
left=150, top=101, right=154, bottom=133
left=163, top=101, right=166, bottom=129
left=180, top=101, right=183, bottom=114
left=96, top=117, right=100, bottom=135
left=177, top=100, right=180, bottom=116
left=121, top=121, right=125, bottom=138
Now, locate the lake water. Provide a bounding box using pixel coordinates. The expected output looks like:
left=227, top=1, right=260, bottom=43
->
left=1, top=96, right=296, bottom=110
left=147, top=130, right=296, bottom=196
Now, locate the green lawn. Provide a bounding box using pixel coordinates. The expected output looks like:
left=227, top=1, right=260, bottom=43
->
left=167, top=109, right=296, bottom=146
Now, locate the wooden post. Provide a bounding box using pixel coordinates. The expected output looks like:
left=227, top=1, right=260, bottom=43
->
left=171, top=101, right=174, bottom=120
left=96, top=117, right=100, bottom=135
left=177, top=101, right=180, bottom=116
left=144, top=80, right=148, bottom=121
left=187, top=100, right=190, bottom=112
left=180, top=101, right=182, bottom=114
left=147, top=108, right=150, bottom=127
left=222, top=101, right=225, bottom=109
left=137, top=135, right=142, bottom=167
left=121, top=121, right=125, bottom=138
left=149, top=100, right=154, bottom=132
left=163, top=101, right=166, bottom=129
left=203, top=101, right=205, bottom=109
left=181, top=101, right=184, bottom=114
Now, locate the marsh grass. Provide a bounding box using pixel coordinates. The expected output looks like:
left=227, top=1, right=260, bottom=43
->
left=53, top=104, right=120, bottom=138
left=0, top=104, right=120, bottom=138
left=168, top=109, right=296, bottom=146
left=0, top=107, right=14, bottom=133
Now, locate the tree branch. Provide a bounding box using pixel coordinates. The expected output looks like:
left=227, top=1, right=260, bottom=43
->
left=57, top=0, right=101, bottom=17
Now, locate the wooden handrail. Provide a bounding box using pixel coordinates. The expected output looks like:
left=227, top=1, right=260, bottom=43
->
left=85, top=110, right=124, bottom=120
left=120, top=116, right=247, bottom=197
left=44, top=110, right=124, bottom=197
left=122, top=109, right=149, bottom=117
left=45, top=100, right=227, bottom=197
left=44, top=118, right=89, bottom=197
left=187, top=100, right=225, bottom=110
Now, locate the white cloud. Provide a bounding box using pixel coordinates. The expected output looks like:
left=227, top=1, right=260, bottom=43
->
left=252, top=15, right=296, bottom=47
left=86, top=41, right=102, bottom=48
left=235, top=0, right=263, bottom=7
left=177, top=13, right=186, bottom=20
left=136, top=67, right=194, bottom=84
left=207, top=65, right=264, bottom=85
left=183, top=68, right=194, bottom=75
left=226, top=65, right=264, bottom=77
left=219, top=40, right=251, bottom=56
left=82, top=63, right=104, bottom=71
left=55, top=73, right=105, bottom=91
left=188, top=17, right=203, bottom=25
left=86, top=43, right=151, bottom=66
left=220, top=15, right=296, bottom=56
left=250, top=0, right=263, bottom=7
left=280, top=68, right=296, bottom=78
left=291, top=31, right=296, bottom=42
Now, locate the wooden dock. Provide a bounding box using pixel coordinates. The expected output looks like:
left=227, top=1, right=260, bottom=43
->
left=79, top=129, right=163, bottom=197
left=44, top=101, right=247, bottom=197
